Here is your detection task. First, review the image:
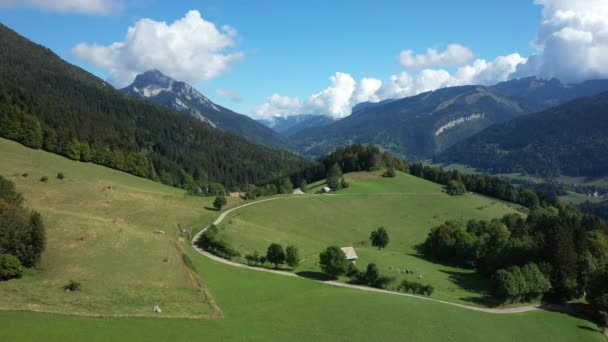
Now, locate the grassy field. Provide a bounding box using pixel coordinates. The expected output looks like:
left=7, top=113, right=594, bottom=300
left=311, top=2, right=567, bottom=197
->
left=0, top=138, right=241, bottom=318
left=0, top=138, right=605, bottom=341
left=216, top=170, right=526, bottom=306
left=0, top=249, right=605, bottom=342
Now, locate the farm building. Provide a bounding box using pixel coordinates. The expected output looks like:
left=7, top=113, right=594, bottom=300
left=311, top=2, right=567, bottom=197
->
left=292, top=188, right=305, bottom=195
left=322, top=186, right=331, bottom=193
left=229, top=192, right=243, bottom=198
left=340, top=247, right=358, bottom=265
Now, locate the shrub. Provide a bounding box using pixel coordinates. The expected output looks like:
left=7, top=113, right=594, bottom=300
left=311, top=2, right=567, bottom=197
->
left=399, top=279, right=434, bottom=296
left=40, top=176, right=48, bottom=182
left=64, top=280, right=81, bottom=292
left=0, top=254, right=24, bottom=280
left=213, top=196, right=227, bottom=211
left=245, top=250, right=260, bottom=266
left=383, top=167, right=396, bottom=178
left=194, top=225, right=240, bottom=260
left=21, top=173, right=28, bottom=178
left=57, top=172, right=65, bottom=180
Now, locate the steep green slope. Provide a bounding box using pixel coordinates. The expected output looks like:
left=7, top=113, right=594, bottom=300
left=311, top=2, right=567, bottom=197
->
left=438, top=91, right=608, bottom=177
left=0, top=24, right=308, bottom=188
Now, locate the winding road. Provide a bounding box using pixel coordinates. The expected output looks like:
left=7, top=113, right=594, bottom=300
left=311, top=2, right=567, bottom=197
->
left=191, top=195, right=545, bottom=314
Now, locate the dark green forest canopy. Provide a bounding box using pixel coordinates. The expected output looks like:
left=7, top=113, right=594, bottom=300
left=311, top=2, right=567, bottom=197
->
left=0, top=24, right=310, bottom=189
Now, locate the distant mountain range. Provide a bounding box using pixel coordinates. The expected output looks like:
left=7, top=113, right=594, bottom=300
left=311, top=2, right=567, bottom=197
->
left=292, top=77, right=608, bottom=159
left=437, top=91, right=608, bottom=178
left=121, top=70, right=293, bottom=151
left=258, top=114, right=335, bottom=136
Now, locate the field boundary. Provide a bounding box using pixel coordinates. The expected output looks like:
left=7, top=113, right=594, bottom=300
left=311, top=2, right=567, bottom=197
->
left=191, top=195, right=542, bottom=315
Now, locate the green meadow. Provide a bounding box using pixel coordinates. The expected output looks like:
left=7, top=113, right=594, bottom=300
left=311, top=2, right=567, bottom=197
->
left=0, top=138, right=605, bottom=341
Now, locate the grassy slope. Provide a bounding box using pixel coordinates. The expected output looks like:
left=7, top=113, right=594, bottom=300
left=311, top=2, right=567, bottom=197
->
left=0, top=252, right=604, bottom=341
left=0, top=138, right=240, bottom=318
left=216, top=170, right=526, bottom=306
left=0, top=138, right=604, bottom=341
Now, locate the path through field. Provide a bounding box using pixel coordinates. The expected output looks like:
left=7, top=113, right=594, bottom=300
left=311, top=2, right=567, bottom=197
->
left=191, top=195, right=545, bottom=315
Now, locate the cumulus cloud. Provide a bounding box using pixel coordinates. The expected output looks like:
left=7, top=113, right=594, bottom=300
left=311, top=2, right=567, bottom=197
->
left=215, top=89, right=243, bottom=103
left=254, top=94, right=302, bottom=119
left=255, top=0, right=608, bottom=119
left=0, top=0, right=122, bottom=15
left=254, top=52, right=526, bottom=120
left=399, top=44, right=474, bottom=69
left=255, top=73, right=385, bottom=119
left=513, top=0, right=608, bottom=82
left=72, top=10, right=244, bottom=86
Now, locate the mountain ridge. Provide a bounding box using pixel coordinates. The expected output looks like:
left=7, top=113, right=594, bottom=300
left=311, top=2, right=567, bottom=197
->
left=121, top=70, right=293, bottom=151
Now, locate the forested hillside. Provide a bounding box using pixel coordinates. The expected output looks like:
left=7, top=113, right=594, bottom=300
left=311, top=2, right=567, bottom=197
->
left=0, top=24, right=308, bottom=189
left=438, top=92, right=608, bottom=178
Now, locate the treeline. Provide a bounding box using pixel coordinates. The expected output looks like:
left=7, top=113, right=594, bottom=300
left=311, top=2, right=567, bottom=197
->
left=579, top=200, right=608, bottom=221
left=409, top=163, right=558, bottom=209
left=0, top=176, right=45, bottom=280
left=423, top=209, right=608, bottom=303
left=0, top=24, right=309, bottom=190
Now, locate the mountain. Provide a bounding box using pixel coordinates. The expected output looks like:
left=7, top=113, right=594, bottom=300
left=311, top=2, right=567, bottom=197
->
left=437, top=91, right=608, bottom=178
left=259, top=114, right=335, bottom=136
left=121, top=70, right=292, bottom=150
left=292, top=85, right=525, bottom=159
left=0, top=23, right=308, bottom=188
left=350, top=99, right=397, bottom=114
left=292, top=77, right=608, bottom=159
left=489, top=76, right=608, bottom=112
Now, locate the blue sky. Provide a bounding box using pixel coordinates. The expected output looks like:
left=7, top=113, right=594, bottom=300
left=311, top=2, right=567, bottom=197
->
left=1, top=1, right=606, bottom=118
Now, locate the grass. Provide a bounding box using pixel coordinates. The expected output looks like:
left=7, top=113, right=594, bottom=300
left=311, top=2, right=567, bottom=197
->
left=216, top=170, right=525, bottom=306
left=0, top=138, right=605, bottom=341
left=0, top=138, right=242, bottom=318
left=0, top=250, right=605, bottom=342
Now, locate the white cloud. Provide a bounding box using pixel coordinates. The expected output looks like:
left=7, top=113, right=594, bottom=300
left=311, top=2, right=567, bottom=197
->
left=0, top=0, right=123, bottom=15
left=255, top=73, right=385, bottom=119
left=72, top=10, right=244, bottom=87
left=215, top=89, right=243, bottom=103
left=254, top=94, right=302, bottom=119
left=255, top=53, right=527, bottom=120
left=399, top=44, right=474, bottom=69
left=513, top=0, right=608, bottom=82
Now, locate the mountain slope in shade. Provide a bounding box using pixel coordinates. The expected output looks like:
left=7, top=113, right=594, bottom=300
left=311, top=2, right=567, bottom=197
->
left=0, top=23, right=307, bottom=188
left=259, top=114, right=335, bottom=136
left=292, top=77, right=608, bottom=159
left=292, top=85, right=525, bottom=159
left=121, top=70, right=293, bottom=150
left=438, top=91, right=608, bottom=177
left=489, top=76, right=608, bottom=112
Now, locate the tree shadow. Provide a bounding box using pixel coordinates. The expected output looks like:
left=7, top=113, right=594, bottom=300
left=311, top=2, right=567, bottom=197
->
left=577, top=325, right=600, bottom=332
left=296, top=271, right=334, bottom=281
left=439, top=269, right=503, bottom=307
left=204, top=206, right=219, bottom=212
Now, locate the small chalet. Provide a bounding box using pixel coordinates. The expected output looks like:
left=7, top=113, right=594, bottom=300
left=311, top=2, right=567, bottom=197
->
left=229, top=192, right=243, bottom=198
left=340, top=246, right=358, bottom=265
left=322, top=186, right=331, bottom=193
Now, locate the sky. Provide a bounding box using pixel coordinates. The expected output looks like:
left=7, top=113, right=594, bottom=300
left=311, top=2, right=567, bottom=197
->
left=1, top=0, right=607, bottom=119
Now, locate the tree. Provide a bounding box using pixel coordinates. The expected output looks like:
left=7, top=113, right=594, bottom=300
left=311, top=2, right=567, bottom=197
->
left=213, top=196, right=227, bottom=211
left=245, top=250, right=260, bottom=266
left=266, top=243, right=285, bottom=268
left=446, top=180, right=466, bottom=195
left=370, top=226, right=389, bottom=250
left=285, top=245, right=300, bottom=269
left=383, top=167, right=396, bottom=178
left=340, top=177, right=349, bottom=189
left=587, top=265, right=608, bottom=312
left=299, top=180, right=307, bottom=193
left=319, top=246, right=347, bottom=278
left=0, top=254, right=23, bottom=280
